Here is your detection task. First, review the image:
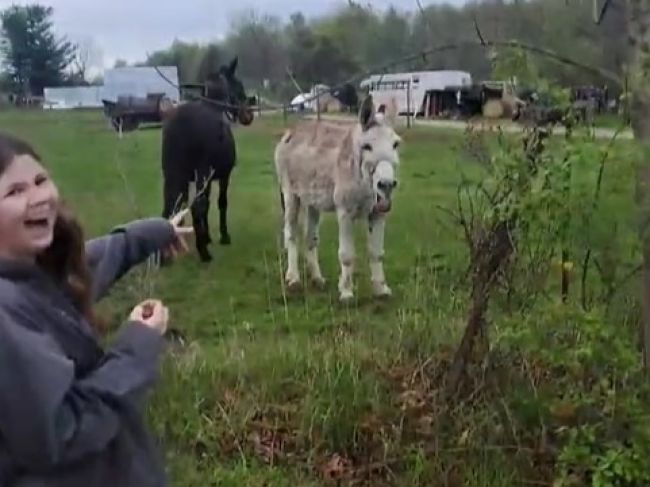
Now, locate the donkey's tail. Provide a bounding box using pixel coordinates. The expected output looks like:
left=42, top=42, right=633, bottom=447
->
left=277, top=188, right=286, bottom=250
left=274, top=132, right=291, bottom=250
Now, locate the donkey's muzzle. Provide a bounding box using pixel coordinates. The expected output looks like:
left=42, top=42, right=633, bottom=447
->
left=374, top=194, right=392, bottom=214
left=238, top=106, right=254, bottom=126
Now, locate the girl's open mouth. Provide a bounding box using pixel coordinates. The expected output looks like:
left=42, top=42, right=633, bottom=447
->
left=24, top=218, right=49, bottom=229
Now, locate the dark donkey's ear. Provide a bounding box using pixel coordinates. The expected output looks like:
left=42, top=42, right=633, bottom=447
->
left=358, top=95, right=375, bottom=131
left=226, top=57, right=238, bottom=77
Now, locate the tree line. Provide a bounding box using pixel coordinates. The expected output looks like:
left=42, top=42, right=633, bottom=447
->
left=141, top=0, right=627, bottom=101
left=0, top=1, right=627, bottom=100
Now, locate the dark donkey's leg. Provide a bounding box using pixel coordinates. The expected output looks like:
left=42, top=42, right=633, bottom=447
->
left=191, top=166, right=213, bottom=262
left=218, top=173, right=231, bottom=245
left=162, top=176, right=189, bottom=219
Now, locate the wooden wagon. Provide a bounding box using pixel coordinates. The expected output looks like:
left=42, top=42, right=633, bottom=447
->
left=102, top=92, right=173, bottom=132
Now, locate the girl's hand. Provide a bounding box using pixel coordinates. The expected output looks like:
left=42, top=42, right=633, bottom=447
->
left=129, top=299, right=169, bottom=334
left=163, top=208, right=194, bottom=260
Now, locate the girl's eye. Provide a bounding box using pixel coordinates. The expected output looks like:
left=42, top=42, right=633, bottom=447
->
left=5, top=186, right=22, bottom=197
left=35, top=174, right=48, bottom=185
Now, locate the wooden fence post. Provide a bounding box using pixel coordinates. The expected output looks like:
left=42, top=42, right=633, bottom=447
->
left=407, top=79, right=412, bottom=129
left=316, top=90, right=321, bottom=121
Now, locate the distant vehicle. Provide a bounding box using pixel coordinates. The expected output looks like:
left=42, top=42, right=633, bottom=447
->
left=289, top=93, right=312, bottom=112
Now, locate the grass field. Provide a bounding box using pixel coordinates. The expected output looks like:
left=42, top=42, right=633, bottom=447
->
left=0, top=109, right=646, bottom=486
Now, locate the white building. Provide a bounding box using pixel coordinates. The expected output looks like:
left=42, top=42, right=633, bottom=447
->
left=43, top=86, right=103, bottom=110
left=42, top=66, right=180, bottom=110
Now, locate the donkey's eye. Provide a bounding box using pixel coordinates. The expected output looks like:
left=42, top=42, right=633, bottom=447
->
left=393, top=141, right=400, bottom=150
left=361, top=143, right=373, bottom=152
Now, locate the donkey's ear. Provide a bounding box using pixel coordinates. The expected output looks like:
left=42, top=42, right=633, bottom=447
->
left=374, top=98, right=398, bottom=126
left=383, top=97, right=398, bottom=126
left=358, top=95, right=375, bottom=131
left=227, top=57, right=238, bottom=76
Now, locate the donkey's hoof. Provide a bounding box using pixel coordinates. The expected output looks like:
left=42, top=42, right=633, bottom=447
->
left=198, top=250, right=212, bottom=262
left=286, top=279, right=302, bottom=293
left=220, top=235, right=231, bottom=245
left=372, top=282, right=392, bottom=299
left=339, top=290, right=354, bottom=303
left=311, top=277, right=327, bottom=290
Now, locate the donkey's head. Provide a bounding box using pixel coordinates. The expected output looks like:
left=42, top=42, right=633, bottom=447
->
left=356, top=95, right=401, bottom=214
left=205, top=57, right=254, bottom=125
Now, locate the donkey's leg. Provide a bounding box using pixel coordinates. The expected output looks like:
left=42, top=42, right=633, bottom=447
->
left=218, top=174, right=231, bottom=245
left=284, top=193, right=301, bottom=289
left=191, top=167, right=213, bottom=262
left=200, top=174, right=213, bottom=246
left=367, top=214, right=391, bottom=298
left=337, top=209, right=355, bottom=302
left=304, top=205, right=325, bottom=289
left=162, top=175, right=188, bottom=219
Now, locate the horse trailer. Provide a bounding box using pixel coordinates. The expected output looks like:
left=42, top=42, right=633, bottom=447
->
left=359, top=70, right=472, bottom=117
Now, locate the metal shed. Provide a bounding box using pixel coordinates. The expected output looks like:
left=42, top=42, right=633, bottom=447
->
left=101, top=66, right=179, bottom=103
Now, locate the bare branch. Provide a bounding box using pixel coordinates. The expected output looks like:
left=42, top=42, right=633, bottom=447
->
left=341, top=39, right=623, bottom=100
left=149, top=59, right=244, bottom=113
left=580, top=123, right=624, bottom=309
left=473, top=17, right=487, bottom=47
left=469, top=18, right=620, bottom=86
left=593, top=0, right=614, bottom=24
left=415, top=0, right=434, bottom=48
left=435, top=204, right=463, bottom=225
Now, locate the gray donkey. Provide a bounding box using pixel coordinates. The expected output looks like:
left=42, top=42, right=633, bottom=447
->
left=274, top=95, right=402, bottom=302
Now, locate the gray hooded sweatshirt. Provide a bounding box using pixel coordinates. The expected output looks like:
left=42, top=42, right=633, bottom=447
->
left=0, top=217, right=177, bottom=486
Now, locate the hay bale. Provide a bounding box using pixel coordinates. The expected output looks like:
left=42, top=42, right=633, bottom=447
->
left=482, top=99, right=504, bottom=119
left=316, top=92, right=343, bottom=113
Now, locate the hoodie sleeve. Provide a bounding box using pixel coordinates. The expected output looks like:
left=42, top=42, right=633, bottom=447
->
left=84, top=217, right=176, bottom=302
left=0, top=305, right=165, bottom=472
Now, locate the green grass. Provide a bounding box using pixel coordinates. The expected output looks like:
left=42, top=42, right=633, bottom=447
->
left=0, top=108, right=643, bottom=486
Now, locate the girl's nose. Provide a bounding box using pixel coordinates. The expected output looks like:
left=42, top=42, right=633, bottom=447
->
left=30, top=186, right=54, bottom=206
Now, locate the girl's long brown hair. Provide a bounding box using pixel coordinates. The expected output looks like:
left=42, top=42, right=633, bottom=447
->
left=0, top=132, right=104, bottom=333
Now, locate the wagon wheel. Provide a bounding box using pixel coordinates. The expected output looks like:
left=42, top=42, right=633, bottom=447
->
left=110, top=116, right=121, bottom=131
left=158, top=97, right=173, bottom=116
left=112, top=115, right=140, bottom=132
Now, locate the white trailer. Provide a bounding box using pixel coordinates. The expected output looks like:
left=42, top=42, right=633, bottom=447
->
left=360, top=70, right=472, bottom=117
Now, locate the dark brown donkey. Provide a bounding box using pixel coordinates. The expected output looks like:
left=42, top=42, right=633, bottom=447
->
left=160, top=57, right=254, bottom=263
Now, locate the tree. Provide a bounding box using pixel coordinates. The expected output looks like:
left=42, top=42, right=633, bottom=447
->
left=284, top=12, right=358, bottom=90
left=284, top=12, right=316, bottom=91
left=72, top=36, right=103, bottom=83
left=197, top=43, right=225, bottom=83
left=143, top=40, right=204, bottom=83
left=224, top=10, right=287, bottom=88
left=0, top=4, right=76, bottom=95
left=626, top=0, right=650, bottom=368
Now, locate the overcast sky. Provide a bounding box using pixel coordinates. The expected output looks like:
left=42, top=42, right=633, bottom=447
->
left=0, top=0, right=465, bottom=74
